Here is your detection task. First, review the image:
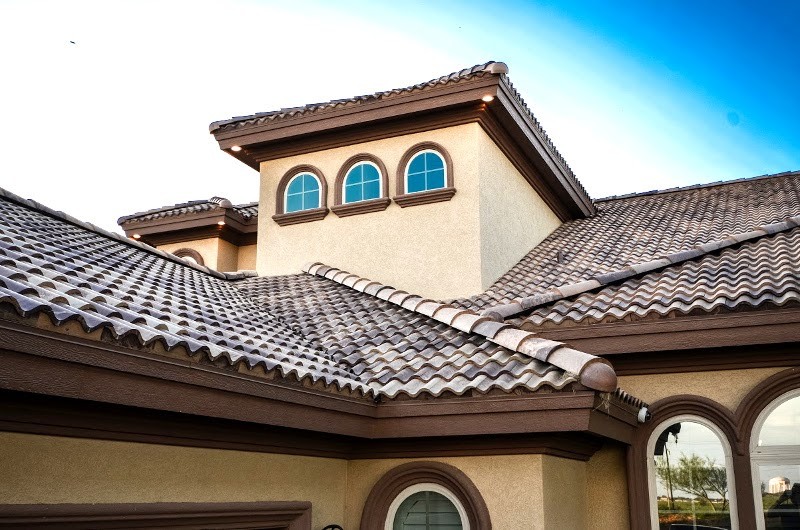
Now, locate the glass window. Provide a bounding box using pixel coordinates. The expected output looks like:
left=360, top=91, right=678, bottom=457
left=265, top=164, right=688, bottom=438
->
left=392, top=490, right=463, bottom=530
left=752, top=391, right=800, bottom=529
left=285, top=173, right=321, bottom=213
left=343, top=162, right=381, bottom=204
left=650, top=420, right=735, bottom=529
left=405, top=151, right=446, bottom=194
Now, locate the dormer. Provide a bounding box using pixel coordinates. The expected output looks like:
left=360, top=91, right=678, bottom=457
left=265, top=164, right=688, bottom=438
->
left=209, top=62, right=594, bottom=299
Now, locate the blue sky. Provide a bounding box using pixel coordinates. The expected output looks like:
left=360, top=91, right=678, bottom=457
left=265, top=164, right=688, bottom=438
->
left=0, top=0, right=797, bottom=231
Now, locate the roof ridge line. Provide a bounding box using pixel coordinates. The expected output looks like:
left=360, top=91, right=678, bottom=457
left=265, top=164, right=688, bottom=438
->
left=301, top=262, right=618, bottom=392
left=595, top=169, right=800, bottom=203
left=481, top=215, right=800, bottom=321
left=0, top=187, right=255, bottom=282
left=117, top=197, right=258, bottom=225
left=209, top=61, right=505, bottom=133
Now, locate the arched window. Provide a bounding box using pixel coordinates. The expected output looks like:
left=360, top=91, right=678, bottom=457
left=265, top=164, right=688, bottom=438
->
left=394, top=142, right=455, bottom=208
left=172, top=248, right=204, bottom=266
left=285, top=172, right=321, bottom=213
left=387, top=484, right=467, bottom=530
left=750, top=389, right=800, bottom=530
left=344, top=162, right=382, bottom=204
left=359, top=461, right=490, bottom=530
left=405, top=150, right=446, bottom=194
left=648, top=416, right=738, bottom=530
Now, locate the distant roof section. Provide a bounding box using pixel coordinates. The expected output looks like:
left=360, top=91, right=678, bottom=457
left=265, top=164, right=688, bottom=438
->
left=117, top=196, right=258, bottom=247
left=456, top=170, right=800, bottom=313
left=209, top=61, right=595, bottom=219
left=118, top=196, right=258, bottom=225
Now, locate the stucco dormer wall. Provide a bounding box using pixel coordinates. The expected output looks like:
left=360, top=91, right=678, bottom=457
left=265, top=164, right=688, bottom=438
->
left=257, top=123, right=560, bottom=299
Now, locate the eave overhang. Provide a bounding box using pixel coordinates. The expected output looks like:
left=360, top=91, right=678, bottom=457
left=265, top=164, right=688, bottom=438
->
left=209, top=66, right=595, bottom=220
left=119, top=208, right=257, bottom=246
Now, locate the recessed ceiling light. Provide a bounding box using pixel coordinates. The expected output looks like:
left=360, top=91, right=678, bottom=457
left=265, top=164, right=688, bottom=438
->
left=230, top=145, right=242, bottom=152
left=481, top=95, right=495, bottom=102
left=217, top=221, right=226, bottom=226
left=132, top=234, right=141, bottom=239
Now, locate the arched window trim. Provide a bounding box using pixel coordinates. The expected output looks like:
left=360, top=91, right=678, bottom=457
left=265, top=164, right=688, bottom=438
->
left=283, top=172, right=322, bottom=213
left=359, top=461, right=490, bottom=530
left=172, top=248, right=204, bottom=266
left=331, top=154, right=390, bottom=218
left=384, top=482, right=469, bottom=530
left=272, top=164, right=329, bottom=226
left=646, top=414, right=740, bottom=530
left=748, top=388, right=800, bottom=530
left=394, top=142, right=456, bottom=208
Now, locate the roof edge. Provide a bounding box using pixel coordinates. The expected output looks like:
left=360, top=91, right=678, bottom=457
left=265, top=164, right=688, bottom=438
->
left=481, top=215, right=800, bottom=322
left=595, top=169, right=800, bottom=203
left=0, top=187, right=255, bottom=281
left=301, top=262, right=619, bottom=393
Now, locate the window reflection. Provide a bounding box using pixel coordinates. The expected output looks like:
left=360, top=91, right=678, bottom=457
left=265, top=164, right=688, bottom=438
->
left=652, top=421, right=733, bottom=529
left=758, top=396, right=800, bottom=447
left=758, top=465, right=800, bottom=529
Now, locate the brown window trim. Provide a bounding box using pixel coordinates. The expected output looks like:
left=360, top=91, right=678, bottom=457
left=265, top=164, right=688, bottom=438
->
left=172, top=248, right=205, bottom=266
left=272, top=164, right=329, bottom=226
left=360, top=461, right=491, bottom=530
left=394, top=142, right=456, bottom=208
left=0, top=501, right=312, bottom=529
left=331, top=153, right=391, bottom=217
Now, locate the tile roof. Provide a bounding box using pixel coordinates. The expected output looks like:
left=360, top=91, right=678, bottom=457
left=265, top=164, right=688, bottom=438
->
left=117, top=196, right=258, bottom=226
left=0, top=187, right=617, bottom=400
left=456, top=171, right=800, bottom=321
left=209, top=61, right=588, bottom=203
left=519, top=227, right=800, bottom=328
left=209, top=62, right=510, bottom=133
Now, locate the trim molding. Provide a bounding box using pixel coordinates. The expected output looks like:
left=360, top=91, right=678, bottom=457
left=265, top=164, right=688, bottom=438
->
left=333, top=154, right=389, bottom=206
left=359, top=461, right=491, bottom=530
left=394, top=187, right=457, bottom=208
left=171, top=247, right=205, bottom=266
left=273, top=164, right=329, bottom=225
left=330, top=197, right=391, bottom=217
left=0, top=502, right=312, bottom=529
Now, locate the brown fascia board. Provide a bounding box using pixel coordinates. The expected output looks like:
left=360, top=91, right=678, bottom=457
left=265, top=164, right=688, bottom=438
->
left=121, top=209, right=257, bottom=246
left=535, top=306, right=800, bottom=356
left=0, top=317, right=639, bottom=443
left=210, top=76, right=595, bottom=220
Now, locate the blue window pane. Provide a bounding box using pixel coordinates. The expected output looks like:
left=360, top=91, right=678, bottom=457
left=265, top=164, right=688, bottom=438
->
left=345, top=184, right=362, bottom=203
left=363, top=179, right=380, bottom=200
left=286, top=193, right=303, bottom=213
left=304, top=190, right=320, bottom=209
left=345, top=166, right=363, bottom=186
left=287, top=175, right=305, bottom=195
left=362, top=164, right=380, bottom=183
left=302, top=174, right=319, bottom=193
left=408, top=154, right=426, bottom=175
left=427, top=169, right=445, bottom=190
left=425, top=152, right=444, bottom=171
left=407, top=173, right=426, bottom=193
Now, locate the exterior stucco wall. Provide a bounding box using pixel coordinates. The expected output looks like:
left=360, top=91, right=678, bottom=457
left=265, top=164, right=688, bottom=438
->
left=157, top=238, right=247, bottom=273
left=478, top=131, right=561, bottom=288
left=258, top=124, right=483, bottom=299
left=158, top=238, right=220, bottom=270
left=237, top=244, right=257, bottom=270
left=257, top=123, right=560, bottom=300
left=0, top=432, right=347, bottom=530
left=216, top=238, right=240, bottom=272
left=586, top=444, right=630, bottom=530
left=540, top=455, right=588, bottom=530
left=618, top=366, right=786, bottom=412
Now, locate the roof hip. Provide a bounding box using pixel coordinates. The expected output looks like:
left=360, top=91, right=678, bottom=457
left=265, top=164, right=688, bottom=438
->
left=301, top=262, right=618, bottom=392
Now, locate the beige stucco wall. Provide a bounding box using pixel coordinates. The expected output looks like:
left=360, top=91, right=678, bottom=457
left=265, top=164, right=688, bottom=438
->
left=478, top=130, right=561, bottom=288
left=586, top=444, right=630, bottom=530
left=238, top=244, right=257, bottom=270
left=1, top=432, right=623, bottom=529
left=157, top=238, right=247, bottom=273
left=258, top=123, right=559, bottom=300
left=158, top=238, right=220, bottom=270
left=0, top=432, right=347, bottom=529
left=619, top=366, right=786, bottom=412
